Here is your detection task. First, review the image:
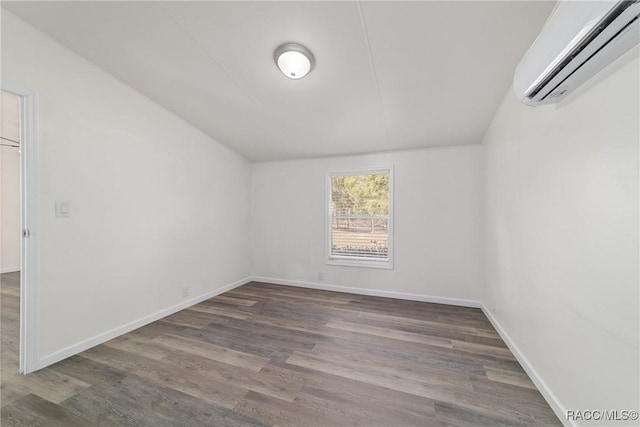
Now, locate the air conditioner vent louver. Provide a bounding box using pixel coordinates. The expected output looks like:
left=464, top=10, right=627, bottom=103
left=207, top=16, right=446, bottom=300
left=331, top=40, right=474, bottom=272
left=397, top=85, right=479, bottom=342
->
left=514, top=0, right=640, bottom=106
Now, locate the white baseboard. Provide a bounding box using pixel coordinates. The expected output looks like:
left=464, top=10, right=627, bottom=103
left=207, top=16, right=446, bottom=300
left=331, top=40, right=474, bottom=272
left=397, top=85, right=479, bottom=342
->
left=251, top=276, right=482, bottom=308
left=1, top=266, right=20, bottom=273
left=38, top=276, right=252, bottom=370
left=480, top=304, right=571, bottom=427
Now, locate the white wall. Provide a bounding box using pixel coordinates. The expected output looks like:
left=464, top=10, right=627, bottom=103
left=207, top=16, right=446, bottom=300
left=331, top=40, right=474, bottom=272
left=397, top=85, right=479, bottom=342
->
left=2, top=12, right=252, bottom=366
left=483, top=46, right=639, bottom=425
left=252, top=145, right=483, bottom=302
left=1, top=91, right=22, bottom=273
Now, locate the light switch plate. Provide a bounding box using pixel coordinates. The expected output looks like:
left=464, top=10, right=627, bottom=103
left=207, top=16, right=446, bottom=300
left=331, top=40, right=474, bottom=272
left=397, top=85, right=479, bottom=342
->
left=55, top=201, right=71, bottom=218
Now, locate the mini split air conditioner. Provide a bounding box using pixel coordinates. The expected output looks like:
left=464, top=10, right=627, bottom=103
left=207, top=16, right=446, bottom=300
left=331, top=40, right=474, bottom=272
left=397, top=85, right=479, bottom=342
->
left=514, top=0, right=640, bottom=106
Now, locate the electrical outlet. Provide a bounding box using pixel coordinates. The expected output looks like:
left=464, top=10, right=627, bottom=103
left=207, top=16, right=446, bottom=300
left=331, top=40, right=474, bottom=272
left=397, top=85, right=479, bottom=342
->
left=181, top=286, right=190, bottom=298
left=317, top=272, right=325, bottom=281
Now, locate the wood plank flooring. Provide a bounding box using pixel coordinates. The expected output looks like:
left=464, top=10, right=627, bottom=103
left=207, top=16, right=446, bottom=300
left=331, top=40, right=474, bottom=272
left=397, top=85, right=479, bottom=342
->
left=1, top=272, right=560, bottom=426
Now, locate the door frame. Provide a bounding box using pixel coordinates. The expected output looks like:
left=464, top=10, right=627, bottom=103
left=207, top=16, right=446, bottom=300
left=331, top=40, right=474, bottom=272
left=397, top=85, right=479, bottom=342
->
left=3, top=86, right=39, bottom=374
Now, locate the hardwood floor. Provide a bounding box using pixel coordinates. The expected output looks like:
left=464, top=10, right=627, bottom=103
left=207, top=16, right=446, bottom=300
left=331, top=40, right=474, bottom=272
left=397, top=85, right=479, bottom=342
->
left=1, top=272, right=560, bottom=426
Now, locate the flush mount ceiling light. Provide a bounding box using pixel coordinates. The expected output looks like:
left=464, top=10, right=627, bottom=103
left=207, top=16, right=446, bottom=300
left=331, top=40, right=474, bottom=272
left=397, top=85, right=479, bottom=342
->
left=274, top=43, right=315, bottom=80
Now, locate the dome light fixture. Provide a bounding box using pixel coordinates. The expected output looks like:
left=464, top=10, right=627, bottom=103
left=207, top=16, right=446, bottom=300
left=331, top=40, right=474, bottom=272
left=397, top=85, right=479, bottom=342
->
left=274, top=43, right=315, bottom=80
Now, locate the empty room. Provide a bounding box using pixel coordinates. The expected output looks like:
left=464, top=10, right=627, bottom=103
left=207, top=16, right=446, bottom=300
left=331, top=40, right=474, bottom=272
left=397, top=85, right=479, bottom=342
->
left=0, top=1, right=638, bottom=426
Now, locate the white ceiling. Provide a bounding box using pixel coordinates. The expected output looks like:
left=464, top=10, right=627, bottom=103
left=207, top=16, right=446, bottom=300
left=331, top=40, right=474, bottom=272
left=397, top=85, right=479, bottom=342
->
left=3, top=1, right=555, bottom=161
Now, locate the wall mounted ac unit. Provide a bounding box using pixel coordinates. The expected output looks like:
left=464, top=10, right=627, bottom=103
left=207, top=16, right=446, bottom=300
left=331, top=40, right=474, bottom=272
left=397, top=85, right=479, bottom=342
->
left=514, top=0, right=639, bottom=106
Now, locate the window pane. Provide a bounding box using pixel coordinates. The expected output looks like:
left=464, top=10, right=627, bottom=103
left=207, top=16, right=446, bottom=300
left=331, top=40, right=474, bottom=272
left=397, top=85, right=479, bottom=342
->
left=330, top=172, right=389, bottom=260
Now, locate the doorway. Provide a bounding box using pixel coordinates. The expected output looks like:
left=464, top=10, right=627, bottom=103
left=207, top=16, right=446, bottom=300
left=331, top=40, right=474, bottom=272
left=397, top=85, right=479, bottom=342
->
left=1, top=90, right=22, bottom=376
left=1, top=88, right=38, bottom=374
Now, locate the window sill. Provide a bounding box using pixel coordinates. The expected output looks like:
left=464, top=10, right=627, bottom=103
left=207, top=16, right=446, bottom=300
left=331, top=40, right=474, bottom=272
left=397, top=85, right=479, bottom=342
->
left=326, top=258, right=394, bottom=270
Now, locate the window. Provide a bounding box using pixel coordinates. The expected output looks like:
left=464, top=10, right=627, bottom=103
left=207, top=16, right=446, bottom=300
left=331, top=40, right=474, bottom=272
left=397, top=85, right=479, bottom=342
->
left=327, top=168, right=393, bottom=268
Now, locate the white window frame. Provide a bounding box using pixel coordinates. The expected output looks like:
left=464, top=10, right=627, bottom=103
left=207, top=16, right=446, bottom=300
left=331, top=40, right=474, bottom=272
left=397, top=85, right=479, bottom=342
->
left=326, top=167, right=394, bottom=269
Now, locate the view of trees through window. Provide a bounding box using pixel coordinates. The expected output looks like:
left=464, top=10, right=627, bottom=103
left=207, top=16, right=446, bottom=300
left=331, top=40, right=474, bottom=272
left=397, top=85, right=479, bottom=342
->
left=330, top=171, right=390, bottom=260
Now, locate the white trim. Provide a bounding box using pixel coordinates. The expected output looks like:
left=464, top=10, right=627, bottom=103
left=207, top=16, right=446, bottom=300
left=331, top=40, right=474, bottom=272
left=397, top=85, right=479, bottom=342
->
left=251, top=276, right=481, bottom=308
left=1, top=267, right=21, bottom=274
left=21, top=91, right=39, bottom=375
left=480, top=304, right=571, bottom=427
left=38, top=276, right=252, bottom=370
left=1, top=87, right=40, bottom=375
left=326, top=258, right=393, bottom=270
left=326, top=166, right=394, bottom=270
